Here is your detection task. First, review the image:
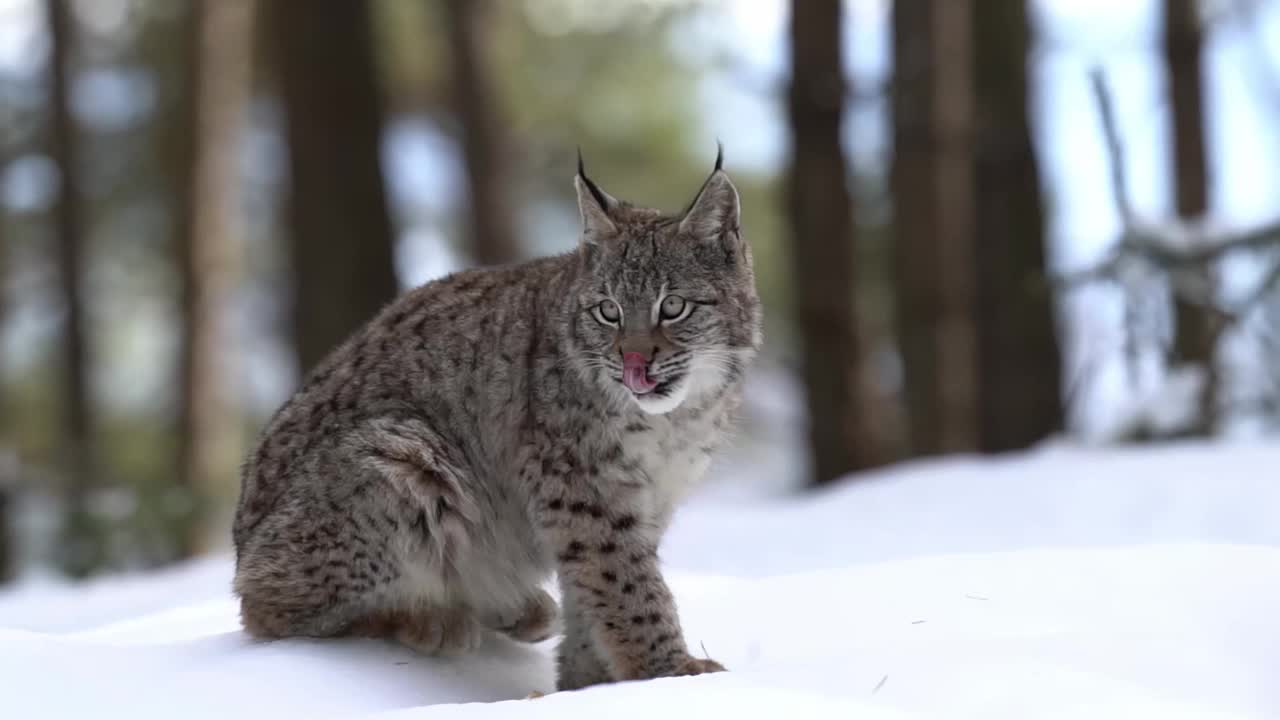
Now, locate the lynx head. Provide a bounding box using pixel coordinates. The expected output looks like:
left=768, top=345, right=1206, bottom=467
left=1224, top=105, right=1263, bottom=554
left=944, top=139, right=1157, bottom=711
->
left=566, top=147, right=762, bottom=415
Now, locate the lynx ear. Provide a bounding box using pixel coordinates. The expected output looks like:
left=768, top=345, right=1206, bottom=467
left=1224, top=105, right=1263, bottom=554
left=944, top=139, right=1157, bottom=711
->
left=575, top=150, right=617, bottom=244
left=680, top=145, right=740, bottom=239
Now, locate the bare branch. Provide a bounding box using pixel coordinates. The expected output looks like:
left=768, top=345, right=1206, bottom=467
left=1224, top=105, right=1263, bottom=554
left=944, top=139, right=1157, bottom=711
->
left=1057, top=218, right=1280, bottom=290
left=1059, top=69, right=1280, bottom=293
left=1055, top=249, right=1126, bottom=288
left=1089, top=68, right=1134, bottom=227
left=1056, top=64, right=1280, bottom=406
left=1221, top=258, right=1280, bottom=327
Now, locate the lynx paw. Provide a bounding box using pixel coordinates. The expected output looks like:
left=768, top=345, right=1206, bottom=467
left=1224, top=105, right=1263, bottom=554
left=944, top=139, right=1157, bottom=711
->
left=393, top=608, right=485, bottom=657
left=671, top=655, right=727, bottom=677
left=490, top=589, right=560, bottom=643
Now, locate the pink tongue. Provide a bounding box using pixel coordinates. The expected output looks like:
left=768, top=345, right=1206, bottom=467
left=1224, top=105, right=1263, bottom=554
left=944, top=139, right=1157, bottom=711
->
left=622, top=352, right=658, bottom=394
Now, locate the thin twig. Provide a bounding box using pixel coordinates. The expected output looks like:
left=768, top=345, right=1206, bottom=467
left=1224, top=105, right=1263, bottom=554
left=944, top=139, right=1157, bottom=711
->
left=1089, top=68, right=1134, bottom=228
left=1226, top=258, right=1280, bottom=325
left=1122, top=277, right=1144, bottom=386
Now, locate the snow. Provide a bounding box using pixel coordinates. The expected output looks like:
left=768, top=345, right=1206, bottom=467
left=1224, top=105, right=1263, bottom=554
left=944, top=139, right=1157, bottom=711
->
left=3, top=440, right=1279, bottom=719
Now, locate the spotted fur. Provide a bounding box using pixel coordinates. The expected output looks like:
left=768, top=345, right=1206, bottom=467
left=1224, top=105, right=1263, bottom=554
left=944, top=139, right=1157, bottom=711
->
left=231, top=153, right=762, bottom=690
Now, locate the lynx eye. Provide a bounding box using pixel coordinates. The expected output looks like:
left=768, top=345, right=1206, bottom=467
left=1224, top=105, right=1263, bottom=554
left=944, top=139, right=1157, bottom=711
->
left=594, top=299, right=622, bottom=325
left=659, top=294, right=689, bottom=322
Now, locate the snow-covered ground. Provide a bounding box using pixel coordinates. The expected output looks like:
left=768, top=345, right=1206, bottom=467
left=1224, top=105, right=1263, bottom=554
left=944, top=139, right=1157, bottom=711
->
left=3, top=438, right=1278, bottom=719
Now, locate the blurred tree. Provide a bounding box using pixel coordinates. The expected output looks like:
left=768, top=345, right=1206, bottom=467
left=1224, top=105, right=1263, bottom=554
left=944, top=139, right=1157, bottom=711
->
left=443, top=0, right=520, bottom=266
left=487, top=4, right=707, bottom=202
left=266, top=0, right=399, bottom=374
left=0, top=490, right=8, bottom=582
left=173, top=0, right=253, bottom=556
left=46, top=0, right=101, bottom=577
left=1164, top=0, right=1218, bottom=434
left=891, top=0, right=979, bottom=456
left=399, top=0, right=741, bottom=289
left=787, top=0, right=886, bottom=485
left=972, top=0, right=1063, bottom=452
left=0, top=204, right=9, bottom=582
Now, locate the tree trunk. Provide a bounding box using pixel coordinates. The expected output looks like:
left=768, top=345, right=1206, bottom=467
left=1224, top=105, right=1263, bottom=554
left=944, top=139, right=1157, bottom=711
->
left=0, top=485, right=9, bottom=582
left=174, top=0, right=253, bottom=558
left=0, top=193, right=10, bottom=582
left=267, top=0, right=399, bottom=375
left=46, top=0, right=99, bottom=577
left=1164, top=0, right=1218, bottom=434
left=972, top=0, right=1064, bottom=452
left=891, top=0, right=978, bottom=456
left=786, top=0, right=883, bottom=485
left=443, top=0, right=520, bottom=266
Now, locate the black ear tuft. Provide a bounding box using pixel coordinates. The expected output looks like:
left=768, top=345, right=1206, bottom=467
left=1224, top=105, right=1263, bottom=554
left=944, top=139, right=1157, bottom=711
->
left=575, top=148, right=612, bottom=213
left=714, top=141, right=724, bottom=172
left=574, top=148, right=619, bottom=243
left=679, top=155, right=740, bottom=239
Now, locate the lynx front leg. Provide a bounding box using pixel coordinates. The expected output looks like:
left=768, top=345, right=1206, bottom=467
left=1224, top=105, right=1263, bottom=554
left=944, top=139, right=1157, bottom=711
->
left=540, top=495, right=725, bottom=684
left=555, top=592, right=612, bottom=691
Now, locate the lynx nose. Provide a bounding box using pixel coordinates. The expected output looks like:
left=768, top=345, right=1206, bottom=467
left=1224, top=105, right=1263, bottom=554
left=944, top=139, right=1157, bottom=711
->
left=618, top=337, right=658, bottom=363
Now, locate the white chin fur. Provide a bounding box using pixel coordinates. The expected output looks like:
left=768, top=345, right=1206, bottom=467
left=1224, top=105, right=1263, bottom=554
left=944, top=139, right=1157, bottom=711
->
left=630, top=376, right=690, bottom=414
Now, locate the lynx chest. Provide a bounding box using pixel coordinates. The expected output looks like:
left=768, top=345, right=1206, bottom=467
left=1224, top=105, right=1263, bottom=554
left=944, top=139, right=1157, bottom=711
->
left=617, top=407, right=723, bottom=530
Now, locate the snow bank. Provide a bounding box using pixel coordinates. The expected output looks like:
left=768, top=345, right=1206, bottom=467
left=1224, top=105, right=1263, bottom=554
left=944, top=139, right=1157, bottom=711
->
left=676, top=440, right=1280, bottom=574
left=2, top=442, right=1278, bottom=718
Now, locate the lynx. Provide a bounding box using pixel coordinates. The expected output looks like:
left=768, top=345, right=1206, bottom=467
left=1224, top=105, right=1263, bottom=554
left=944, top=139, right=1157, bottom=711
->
left=231, top=149, right=762, bottom=691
